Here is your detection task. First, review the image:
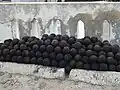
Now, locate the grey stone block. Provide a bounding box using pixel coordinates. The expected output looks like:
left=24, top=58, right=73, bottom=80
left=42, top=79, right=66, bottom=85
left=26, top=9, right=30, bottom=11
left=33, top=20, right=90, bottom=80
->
left=0, top=62, right=65, bottom=80
left=37, top=65, right=65, bottom=80
left=68, top=69, right=120, bottom=85
left=0, top=62, right=37, bottom=75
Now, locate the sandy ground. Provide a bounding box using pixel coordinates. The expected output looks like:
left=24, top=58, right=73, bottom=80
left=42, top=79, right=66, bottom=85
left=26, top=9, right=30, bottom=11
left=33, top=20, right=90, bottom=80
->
left=0, top=72, right=119, bottom=90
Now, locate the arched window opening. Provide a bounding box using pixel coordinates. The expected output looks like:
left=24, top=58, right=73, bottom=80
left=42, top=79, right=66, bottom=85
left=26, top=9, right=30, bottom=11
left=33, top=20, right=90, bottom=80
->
left=102, top=20, right=114, bottom=41
left=54, top=20, right=61, bottom=35
left=31, top=18, right=40, bottom=38
left=76, top=20, right=85, bottom=39
left=48, top=19, right=62, bottom=35
left=49, top=20, right=55, bottom=35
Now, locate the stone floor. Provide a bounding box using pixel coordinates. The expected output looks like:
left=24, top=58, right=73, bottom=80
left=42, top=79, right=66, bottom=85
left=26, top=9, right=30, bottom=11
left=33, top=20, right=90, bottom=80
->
left=0, top=72, right=119, bottom=90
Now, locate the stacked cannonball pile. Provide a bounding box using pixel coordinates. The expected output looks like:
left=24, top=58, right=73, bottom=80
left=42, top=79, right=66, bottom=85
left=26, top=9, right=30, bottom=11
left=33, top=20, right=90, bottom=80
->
left=0, top=33, right=120, bottom=74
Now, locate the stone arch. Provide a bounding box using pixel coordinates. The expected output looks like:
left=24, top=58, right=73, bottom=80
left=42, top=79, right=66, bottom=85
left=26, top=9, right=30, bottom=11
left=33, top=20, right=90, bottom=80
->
left=45, top=17, right=67, bottom=35
left=31, top=18, right=39, bottom=38
left=67, top=13, right=92, bottom=37
left=77, top=20, right=85, bottom=39
left=102, top=20, right=110, bottom=41
left=93, top=10, right=120, bottom=41
left=18, top=19, right=32, bottom=39
left=54, top=19, right=62, bottom=35
left=31, top=18, right=43, bottom=38
left=17, top=17, right=43, bottom=39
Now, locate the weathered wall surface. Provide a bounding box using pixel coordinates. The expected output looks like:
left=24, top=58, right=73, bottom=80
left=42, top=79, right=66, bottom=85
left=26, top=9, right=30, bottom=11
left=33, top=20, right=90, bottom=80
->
left=1, top=3, right=120, bottom=90
left=0, top=3, right=120, bottom=44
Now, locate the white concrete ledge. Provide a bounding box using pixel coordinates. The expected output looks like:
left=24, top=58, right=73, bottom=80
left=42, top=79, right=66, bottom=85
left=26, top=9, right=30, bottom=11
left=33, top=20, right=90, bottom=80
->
left=0, top=62, right=37, bottom=74
left=68, top=69, right=120, bottom=85
left=2, top=62, right=120, bottom=85
left=0, top=62, right=65, bottom=80
left=37, top=65, right=65, bottom=79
